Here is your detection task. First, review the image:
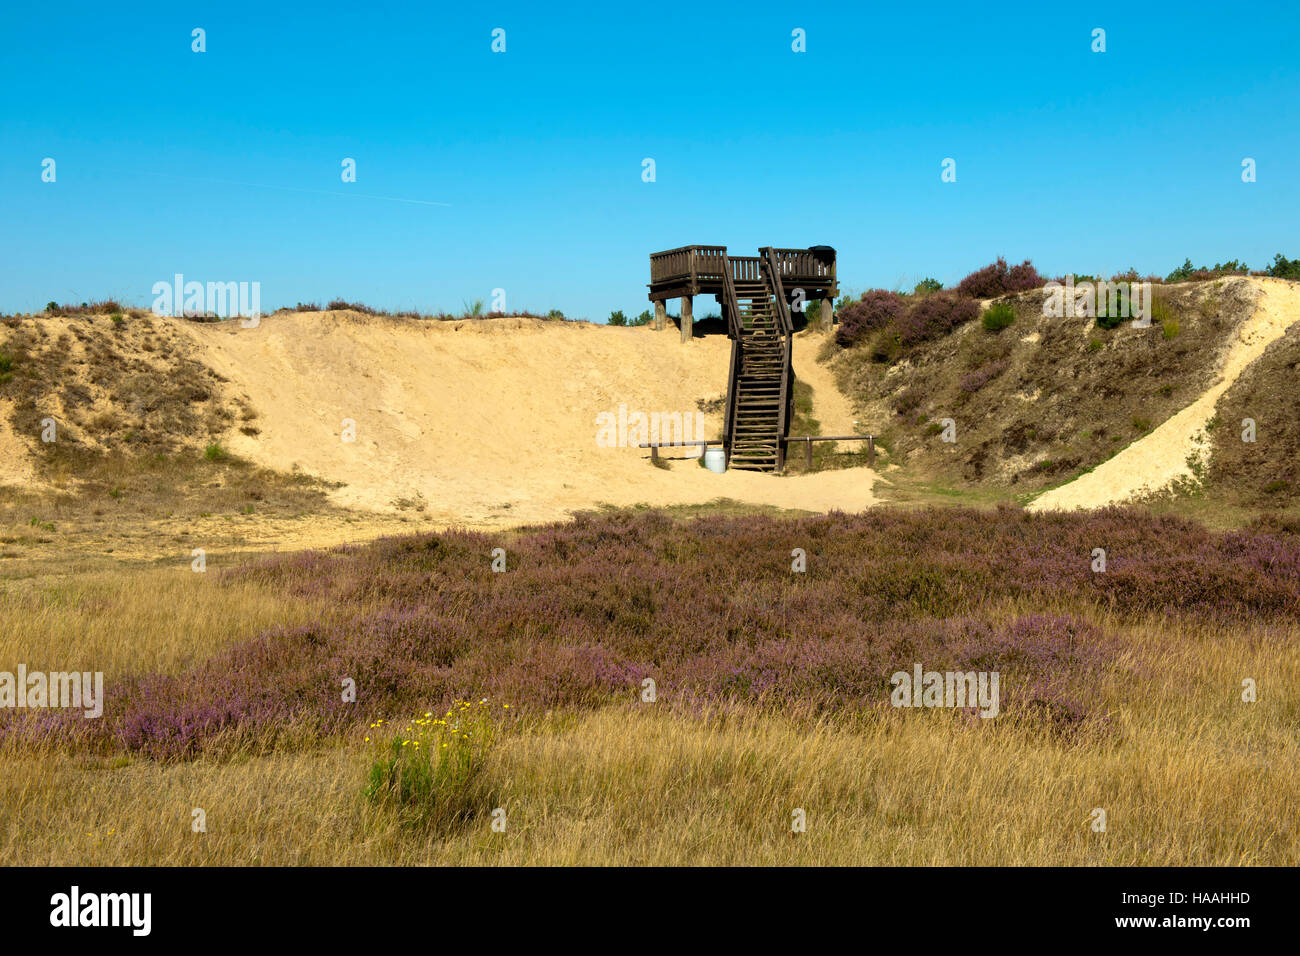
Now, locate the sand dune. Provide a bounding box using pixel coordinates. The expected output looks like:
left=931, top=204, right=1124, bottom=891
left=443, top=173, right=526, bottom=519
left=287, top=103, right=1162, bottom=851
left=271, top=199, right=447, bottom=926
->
left=175, top=313, right=878, bottom=527
left=1030, top=277, right=1300, bottom=511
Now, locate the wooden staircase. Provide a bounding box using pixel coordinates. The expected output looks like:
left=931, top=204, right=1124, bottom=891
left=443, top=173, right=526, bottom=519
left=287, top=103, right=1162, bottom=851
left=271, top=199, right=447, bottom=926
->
left=721, top=249, right=795, bottom=472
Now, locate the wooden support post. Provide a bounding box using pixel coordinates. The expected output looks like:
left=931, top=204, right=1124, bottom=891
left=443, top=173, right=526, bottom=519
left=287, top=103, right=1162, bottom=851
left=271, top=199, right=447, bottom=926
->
left=680, top=295, right=693, bottom=343
left=653, top=299, right=666, bottom=331
left=650, top=444, right=659, bottom=464
left=804, top=437, right=813, bottom=470
left=867, top=436, right=876, bottom=468
left=820, top=298, right=832, bottom=329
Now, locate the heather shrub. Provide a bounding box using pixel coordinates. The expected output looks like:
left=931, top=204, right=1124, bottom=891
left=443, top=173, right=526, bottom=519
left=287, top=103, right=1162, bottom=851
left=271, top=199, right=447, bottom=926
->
left=982, top=302, right=1016, bottom=332
left=898, top=292, right=979, bottom=345
left=956, top=258, right=1042, bottom=298
left=7, top=507, right=1297, bottom=759
left=959, top=359, right=1009, bottom=394
left=892, top=386, right=924, bottom=414
left=835, top=290, right=906, bottom=347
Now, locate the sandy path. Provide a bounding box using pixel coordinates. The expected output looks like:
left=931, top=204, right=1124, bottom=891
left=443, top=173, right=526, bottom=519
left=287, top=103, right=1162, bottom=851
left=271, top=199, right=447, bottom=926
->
left=175, top=313, right=878, bottom=529
left=793, top=329, right=859, bottom=435
left=1030, top=278, right=1299, bottom=511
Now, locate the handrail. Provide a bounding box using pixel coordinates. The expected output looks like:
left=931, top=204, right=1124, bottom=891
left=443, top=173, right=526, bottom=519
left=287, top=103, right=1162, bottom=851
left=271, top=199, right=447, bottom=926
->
left=719, top=252, right=743, bottom=461
left=787, top=434, right=877, bottom=470
left=649, top=245, right=835, bottom=288
left=761, top=247, right=794, bottom=336
left=760, top=247, right=796, bottom=471
left=649, top=245, right=729, bottom=284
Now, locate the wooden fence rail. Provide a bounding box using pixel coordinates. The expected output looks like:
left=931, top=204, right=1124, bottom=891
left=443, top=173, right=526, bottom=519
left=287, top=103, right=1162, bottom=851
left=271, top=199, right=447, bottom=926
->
left=638, top=436, right=875, bottom=471
left=637, top=439, right=723, bottom=464
left=787, top=435, right=876, bottom=469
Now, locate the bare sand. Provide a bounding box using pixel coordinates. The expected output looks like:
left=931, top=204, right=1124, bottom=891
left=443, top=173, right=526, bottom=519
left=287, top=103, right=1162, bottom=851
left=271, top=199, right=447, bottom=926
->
left=1030, top=277, right=1300, bottom=511
left=175, top=313, right=879, bottom=529
left=0, top=402, right=39, bottom=488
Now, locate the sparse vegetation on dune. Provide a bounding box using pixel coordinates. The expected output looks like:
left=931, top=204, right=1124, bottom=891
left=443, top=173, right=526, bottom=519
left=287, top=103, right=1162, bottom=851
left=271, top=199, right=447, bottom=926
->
left=830, top=276, right=1277, bottom=497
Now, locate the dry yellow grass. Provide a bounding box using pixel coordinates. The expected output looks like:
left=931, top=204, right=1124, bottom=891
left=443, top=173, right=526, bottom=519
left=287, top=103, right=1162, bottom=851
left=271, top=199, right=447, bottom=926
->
left=0, top=605, right=1294, bottom=866
left=0, top=567, right=341, bottom=677
left=0, top=521, right=1295, bottom=866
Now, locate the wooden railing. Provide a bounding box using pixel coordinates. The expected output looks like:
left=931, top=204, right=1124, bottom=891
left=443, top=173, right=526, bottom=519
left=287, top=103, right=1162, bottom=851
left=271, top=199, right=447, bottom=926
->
left=649, top=245, right=727, bottom=285
left=761, top=247, right=796, bottom=470
left=787, top=435, right=876, bottom=470
left=728, top=256, right=762, bottom=282
left=637, top=439, right=723, bottom=464
left=650, top=245, right=835, bottom=289
left=761, top=248, right=794, bottom=336
left=769, top=247, right=836, bottom=283
left=720, top=252, right=742, bottom=458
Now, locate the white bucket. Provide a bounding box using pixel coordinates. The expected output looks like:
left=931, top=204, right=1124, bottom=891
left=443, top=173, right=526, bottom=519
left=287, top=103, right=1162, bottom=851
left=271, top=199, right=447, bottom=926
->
left=703, top=447, right=726, bottom=474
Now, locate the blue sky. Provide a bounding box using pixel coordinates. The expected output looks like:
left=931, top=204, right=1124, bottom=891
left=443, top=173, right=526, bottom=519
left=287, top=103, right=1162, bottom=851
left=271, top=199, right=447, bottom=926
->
left=3, top=1, right=1298, bottom=318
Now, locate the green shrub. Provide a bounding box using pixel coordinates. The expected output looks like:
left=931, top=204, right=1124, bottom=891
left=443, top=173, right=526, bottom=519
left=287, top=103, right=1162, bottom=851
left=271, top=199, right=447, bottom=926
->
left=203, top=442, right=228, bottom=462
left=1092, top=282, right=1138, bottom=329
left=1266, top=253, right=1300, bottom=280
left=1162, top=318, right=1180, bottom=340
left=981, top=302, right=1016, bottom=332
left=1166, top=258, right=1250, bottom=282
left=1087, top=338, right=1103, bottom=353
left=913, top=278, right=943, bottom=295
left=607, top=310, right=628, bottom=327
left=631, top=310, right=653, bottom=327
left=1149, top=294, right=1174, bottom=326
left=364, top=699, right=501, bottom=829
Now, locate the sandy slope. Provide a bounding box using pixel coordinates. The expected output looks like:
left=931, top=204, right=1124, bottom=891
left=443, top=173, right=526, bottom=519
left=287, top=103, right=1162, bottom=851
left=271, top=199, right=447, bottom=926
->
left=0, top=402, right=39, bottom=487
left=174, top=314, right=878, bottom=528
left=793, top=329, right=859, bottom=435
left=1030, top=278, right=1300, bottom=511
